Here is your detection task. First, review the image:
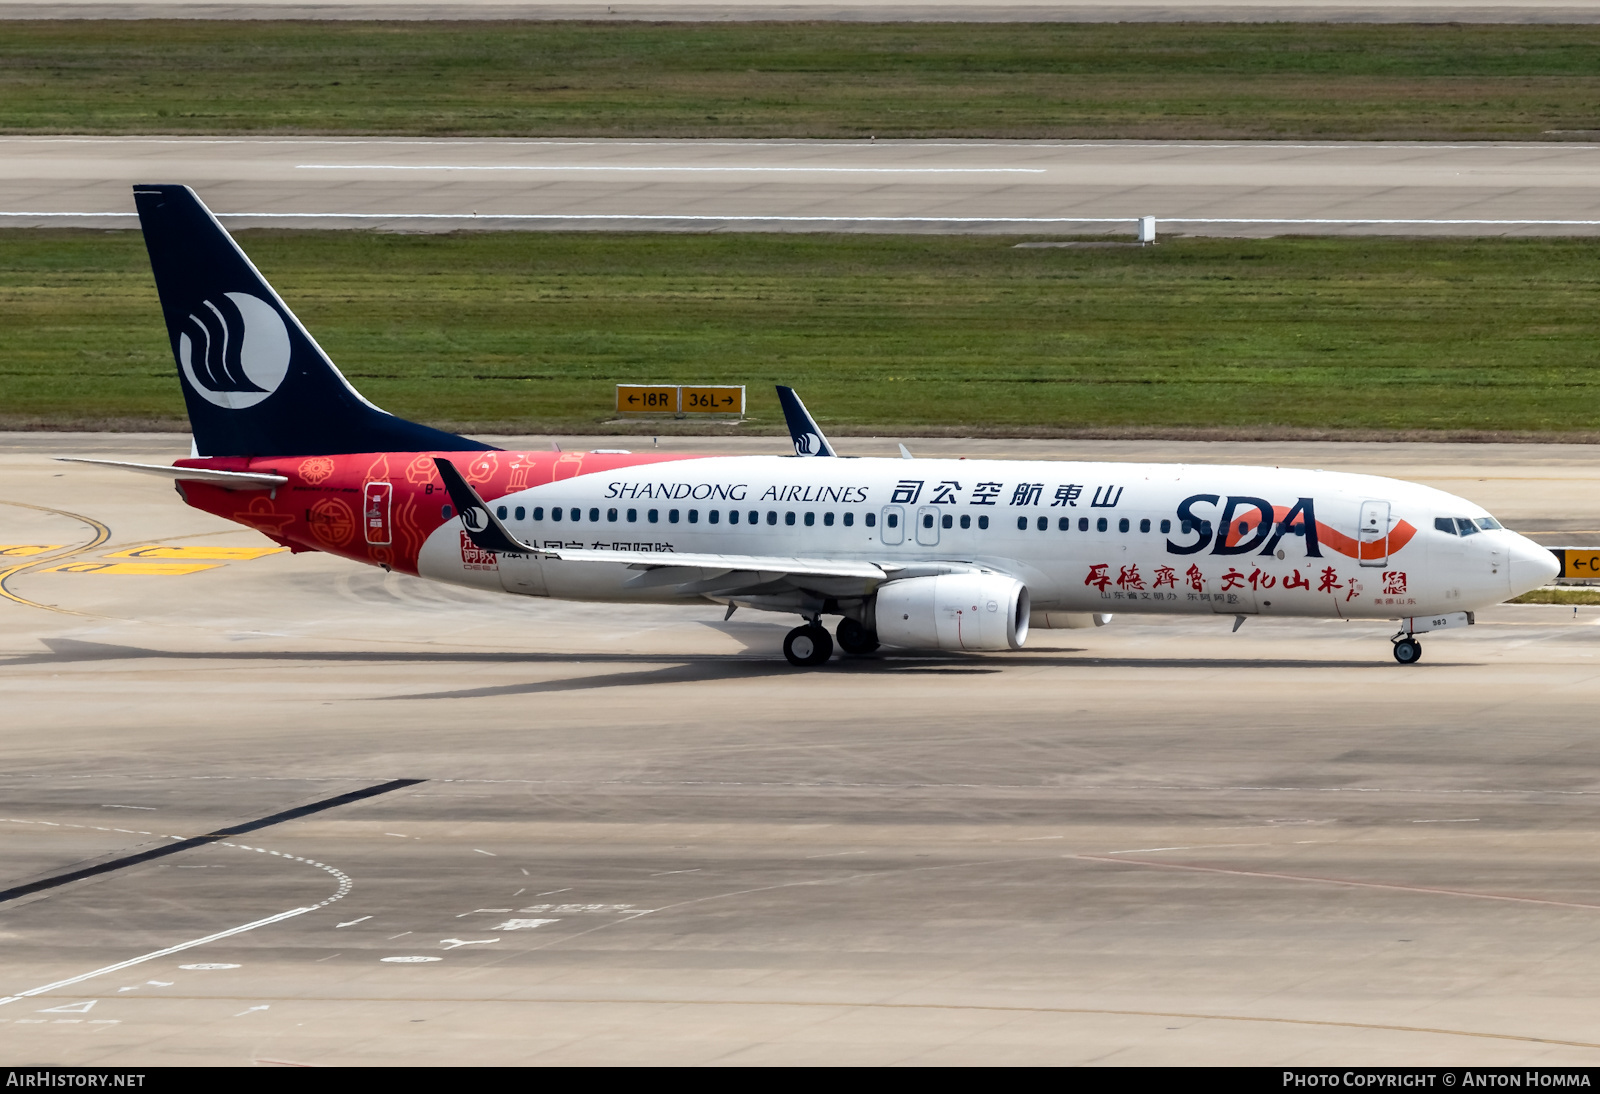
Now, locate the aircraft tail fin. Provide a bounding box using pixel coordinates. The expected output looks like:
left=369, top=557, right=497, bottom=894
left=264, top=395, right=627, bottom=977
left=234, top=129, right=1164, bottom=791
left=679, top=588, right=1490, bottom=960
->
left=775, top=385, right=837, bottom=457
left=132, top=184, right=493, bottom=458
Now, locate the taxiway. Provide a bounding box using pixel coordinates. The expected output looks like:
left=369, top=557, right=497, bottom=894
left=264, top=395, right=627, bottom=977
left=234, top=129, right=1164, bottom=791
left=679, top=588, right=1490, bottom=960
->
left=7, top=137, right=1600, bottom=235
left=4, top=433, right=1600, bottom=1064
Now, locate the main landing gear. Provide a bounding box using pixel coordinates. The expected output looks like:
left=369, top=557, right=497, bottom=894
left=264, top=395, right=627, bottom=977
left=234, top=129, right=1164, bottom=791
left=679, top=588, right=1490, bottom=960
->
left=783, top=623, right=834, bottom=667
left=1392, top=635, right=1423, bottom=665
left=835, top=617, right=880, bottom=656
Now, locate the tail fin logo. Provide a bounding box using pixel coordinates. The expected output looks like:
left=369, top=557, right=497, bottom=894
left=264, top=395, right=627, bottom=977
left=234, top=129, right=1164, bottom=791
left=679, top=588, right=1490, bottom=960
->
left=795, top=432, right=824, bottom=456
left=176, top=292, right=291, bottom=409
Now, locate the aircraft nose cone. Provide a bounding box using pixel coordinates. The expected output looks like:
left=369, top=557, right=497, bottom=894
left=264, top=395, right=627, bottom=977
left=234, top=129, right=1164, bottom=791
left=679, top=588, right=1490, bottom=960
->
left=1508, top=535, right=1560, bottom=595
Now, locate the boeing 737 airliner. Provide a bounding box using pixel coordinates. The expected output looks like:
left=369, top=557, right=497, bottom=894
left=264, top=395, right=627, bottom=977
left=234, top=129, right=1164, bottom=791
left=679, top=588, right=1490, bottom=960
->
left=64, top=186, right=1559, bottom=666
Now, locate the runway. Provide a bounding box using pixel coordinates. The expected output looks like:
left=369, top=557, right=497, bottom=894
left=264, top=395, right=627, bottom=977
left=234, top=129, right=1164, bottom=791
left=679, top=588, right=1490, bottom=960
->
left=5, top=431, right=1600, bottom=1064
left=7, top=137, right=1600, bottom=236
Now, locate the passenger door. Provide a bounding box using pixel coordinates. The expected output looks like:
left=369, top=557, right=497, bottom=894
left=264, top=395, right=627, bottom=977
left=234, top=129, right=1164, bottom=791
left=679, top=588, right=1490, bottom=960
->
left=880, top=505, right=905, bottom=546
left=1358, top=500, right=1391, bottom=567
left=915, top=505, right=941, bottom=546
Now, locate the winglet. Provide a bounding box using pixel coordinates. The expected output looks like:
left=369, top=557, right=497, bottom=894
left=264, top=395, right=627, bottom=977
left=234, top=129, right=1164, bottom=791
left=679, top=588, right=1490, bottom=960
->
left=775, top=386, right=836, bottom=457
left=433, top=457, right=541, bottom=555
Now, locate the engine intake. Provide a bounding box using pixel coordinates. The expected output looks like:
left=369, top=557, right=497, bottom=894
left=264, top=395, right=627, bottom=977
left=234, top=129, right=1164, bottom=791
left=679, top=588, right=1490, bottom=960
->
left=874, top=574, right=1030, bottom=651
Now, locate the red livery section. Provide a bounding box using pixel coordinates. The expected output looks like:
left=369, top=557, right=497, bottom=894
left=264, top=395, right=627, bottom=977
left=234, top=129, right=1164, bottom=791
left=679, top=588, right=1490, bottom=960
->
left=174, top=449, right=705, bottom=575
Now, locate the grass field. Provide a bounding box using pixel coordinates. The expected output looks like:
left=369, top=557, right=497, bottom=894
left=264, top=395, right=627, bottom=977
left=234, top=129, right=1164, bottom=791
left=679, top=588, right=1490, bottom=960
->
left=5, top=21, right=1600, bottom=140
left=1511, top=588, right=1600, bottom=604
left=4, top=230, right=1598, bottom=437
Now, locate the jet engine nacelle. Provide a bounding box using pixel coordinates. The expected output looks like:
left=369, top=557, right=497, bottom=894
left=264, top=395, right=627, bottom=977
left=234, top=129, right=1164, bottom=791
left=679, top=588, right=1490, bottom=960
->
left=1030, top=611, right=1112, bottom=629
left=874, top=574, right=1030, bottom=651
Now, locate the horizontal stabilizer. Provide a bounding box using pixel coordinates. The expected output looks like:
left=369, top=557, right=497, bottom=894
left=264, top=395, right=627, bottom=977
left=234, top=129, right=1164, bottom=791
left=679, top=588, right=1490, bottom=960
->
left=55, top=457, right=287, bottom=490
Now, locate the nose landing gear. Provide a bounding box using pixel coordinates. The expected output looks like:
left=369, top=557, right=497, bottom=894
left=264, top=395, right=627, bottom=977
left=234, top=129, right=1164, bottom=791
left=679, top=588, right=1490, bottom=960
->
left=1392, top=635, right=1423, bottom=664
left=783, top=622, right=834, bottom=667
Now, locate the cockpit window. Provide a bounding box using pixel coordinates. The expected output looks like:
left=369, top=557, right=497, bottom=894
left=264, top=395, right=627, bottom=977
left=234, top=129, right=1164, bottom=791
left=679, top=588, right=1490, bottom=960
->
left=1434, top=517, right=1456, bottom=535
left=1475, top=517, right=1502, bottom=531
left=1456, top=517, right=1480, bottom=537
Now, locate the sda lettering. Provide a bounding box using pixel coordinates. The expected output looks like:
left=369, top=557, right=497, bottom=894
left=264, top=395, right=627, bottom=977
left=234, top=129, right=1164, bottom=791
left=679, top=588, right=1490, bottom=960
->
left=1168, top=494, right=1323, bottom=558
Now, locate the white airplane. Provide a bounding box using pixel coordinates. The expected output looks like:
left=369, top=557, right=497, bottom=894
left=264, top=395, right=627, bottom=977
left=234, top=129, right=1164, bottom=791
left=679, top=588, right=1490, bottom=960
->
left=68, top=186, right=1558, bottom=667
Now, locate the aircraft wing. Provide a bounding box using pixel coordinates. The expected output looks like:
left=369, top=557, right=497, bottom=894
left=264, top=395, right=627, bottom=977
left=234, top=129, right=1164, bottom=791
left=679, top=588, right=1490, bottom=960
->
left=551, top=547, right=888, bottom=580
left=433, top=457, right=915, bottom=594
left=55, top=457, right=288, bottom=490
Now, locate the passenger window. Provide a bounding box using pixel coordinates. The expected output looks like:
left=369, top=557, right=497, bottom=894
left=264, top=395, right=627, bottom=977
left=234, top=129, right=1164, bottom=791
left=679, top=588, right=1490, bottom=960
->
left=669, top=509, right=680, bottom=524
left=1120, top=518, right=1130, bottom=533
left=960, top=514, right=971, bottom=529
left=627, top=508, right=637, bottom=522
left=648, top=509, right=659, bottom=523
left=1037, top=516, right=1047, bottom=531
left=1139, top=518, right=1151, bottom=533
left=533, top=507, right=544, bottom=521
left=570, top=508, right=580, bottom=522
left=805, top=512, right=815, bottom=527
left=709, top=509, right=720, bottom=524
left=1079, top=518, right=1089, bottom=532
left=887, top=513, right=899, bottom=528
left=589, top=508, right=600, bottom=522
left=1016, top=516, right=1027, bottom=531
left=1476, top=517, right=1502, bottom=530
left=942, top=514, right=952, bottom=529
left=1435, top=517, right=1457, bottom=534
left=865, top=513, right=876, bottom=528
left=1097, top=517, right=1108, bottom=532
left=767, top=511, right=778, bottom=526
left=1237, top=521, right=1248, bottom=535
left=749, top=510, right=759, bottom=524
left=729, top=510, right=740, bottom=524
left=1180, top=520, right=1191, bottom=534
left=496, top=505, right=508, bottom=520
left=785, top=512, right=796, bottom=526
left=1159, top=519, right=1170, bottom=533
left=824, top=512, right=835, bottom=527
left=688, top=509, right=698, bottom=524
left=1058, top=517, right=1069, bottom=531
left=978, top=515, right=989, bottom=530
left=608, top=508, right=618, bottom=522
left=923, top=514, right=934, bottom=529
left=515, top=506, right=526, bottom=521
left=844, top=512, right=855, bottom=527
left=1457, top=518, right=1479, bottom=537
left=441, top=504, right=453, bottom=519
left=551, top=507, right=562, bottom=522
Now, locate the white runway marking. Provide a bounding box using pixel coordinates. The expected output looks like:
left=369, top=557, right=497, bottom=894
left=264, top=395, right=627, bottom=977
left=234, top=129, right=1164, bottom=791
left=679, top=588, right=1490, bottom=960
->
left=296, top=163, right=1046, bottom=174
left=0, top=909, right=307, bottom=1007
left=336, top=916, right=371, bottom=928
left=8, top=211, right=1600, bottom=229
left=0, top=817, right=353, bottom=1008
left=38, top=1000, right=95, bottom=1014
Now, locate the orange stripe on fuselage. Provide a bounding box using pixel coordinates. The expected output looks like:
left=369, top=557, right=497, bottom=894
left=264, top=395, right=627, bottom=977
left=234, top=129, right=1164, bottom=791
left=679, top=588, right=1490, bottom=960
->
left=1218, top=504, right=1416, bottom=561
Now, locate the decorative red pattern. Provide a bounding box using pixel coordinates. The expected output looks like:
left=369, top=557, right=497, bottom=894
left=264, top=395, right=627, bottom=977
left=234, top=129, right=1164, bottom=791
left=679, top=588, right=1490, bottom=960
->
left=177, top=448, right=706, bottom=576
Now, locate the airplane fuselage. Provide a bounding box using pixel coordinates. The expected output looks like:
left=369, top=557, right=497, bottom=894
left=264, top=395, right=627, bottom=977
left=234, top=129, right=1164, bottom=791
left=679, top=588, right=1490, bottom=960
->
left=176, top=449, right=1548, bottom=625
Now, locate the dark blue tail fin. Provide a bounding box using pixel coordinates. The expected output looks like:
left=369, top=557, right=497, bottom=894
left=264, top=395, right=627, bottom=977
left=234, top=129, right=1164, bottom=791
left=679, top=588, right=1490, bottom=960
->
left=775, top=385, right=837, bottom=457
left=133, top=184, right=492, bottom=458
